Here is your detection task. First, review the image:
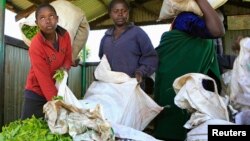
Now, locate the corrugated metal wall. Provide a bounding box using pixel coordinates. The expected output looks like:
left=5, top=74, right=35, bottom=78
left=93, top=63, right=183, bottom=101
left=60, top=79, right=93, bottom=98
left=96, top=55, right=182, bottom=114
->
left=3, top=36, right=84, bottom=125
left=0, top=0, right=6, bottom=129
left=82, top=63, right=98, bottom=95
left=68, top=66, right=83, bottom=99
left=4, top=44, right=30, bottom=124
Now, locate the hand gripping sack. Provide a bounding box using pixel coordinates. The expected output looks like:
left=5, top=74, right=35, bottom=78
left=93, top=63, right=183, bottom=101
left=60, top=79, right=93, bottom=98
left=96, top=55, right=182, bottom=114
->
left=158, top=0, right=228, bottom=21
left=19, top=0, right=89, bottom=64
left=173, top=73, right=229, bottom=129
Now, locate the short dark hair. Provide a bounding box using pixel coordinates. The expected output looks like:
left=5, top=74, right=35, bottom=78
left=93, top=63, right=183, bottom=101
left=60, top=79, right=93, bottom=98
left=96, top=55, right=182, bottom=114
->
left=35, top=3, right=57, bottom=19
left=108, top=0, right=129, bottom=14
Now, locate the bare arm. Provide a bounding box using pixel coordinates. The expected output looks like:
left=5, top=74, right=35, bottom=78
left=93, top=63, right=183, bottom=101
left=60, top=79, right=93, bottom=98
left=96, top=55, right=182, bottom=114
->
left=196, top=0, right=225, bottom=37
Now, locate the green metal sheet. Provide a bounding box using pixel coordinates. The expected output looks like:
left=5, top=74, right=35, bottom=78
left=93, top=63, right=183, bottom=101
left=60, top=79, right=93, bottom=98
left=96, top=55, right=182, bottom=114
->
left=0, top=0, right=6, bottom=130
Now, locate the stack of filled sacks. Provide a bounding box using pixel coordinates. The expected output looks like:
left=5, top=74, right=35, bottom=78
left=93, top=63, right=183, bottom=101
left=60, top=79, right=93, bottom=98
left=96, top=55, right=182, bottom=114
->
left=173, top=73, right=234, bottom=141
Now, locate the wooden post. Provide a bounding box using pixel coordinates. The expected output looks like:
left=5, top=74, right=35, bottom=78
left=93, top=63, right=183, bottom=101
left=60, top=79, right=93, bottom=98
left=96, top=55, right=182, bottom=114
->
left=0, top=0, right=6, bottom=130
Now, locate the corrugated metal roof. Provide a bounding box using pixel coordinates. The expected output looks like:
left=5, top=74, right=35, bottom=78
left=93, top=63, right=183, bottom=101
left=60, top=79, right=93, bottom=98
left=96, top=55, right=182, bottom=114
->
left=6, top=0, right=250, bottom=29
left=6, top=0, right=165, bottom=29
left=71, top=0, right=108, bottom=22
left=11, top=0, right=33, bottom=10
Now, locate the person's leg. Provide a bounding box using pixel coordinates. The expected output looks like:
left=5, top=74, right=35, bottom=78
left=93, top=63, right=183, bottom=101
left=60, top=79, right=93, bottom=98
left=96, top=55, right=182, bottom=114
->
left=21, top=90, right=47, bottom=119
left=21, top=97, right=46, bottom=120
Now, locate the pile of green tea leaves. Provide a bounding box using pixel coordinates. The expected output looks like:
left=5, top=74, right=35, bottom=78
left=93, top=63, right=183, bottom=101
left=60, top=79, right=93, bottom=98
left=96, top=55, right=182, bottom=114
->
left=21, top=24, right=39, bottom=40
left=0, top=116, right=72, bottom=141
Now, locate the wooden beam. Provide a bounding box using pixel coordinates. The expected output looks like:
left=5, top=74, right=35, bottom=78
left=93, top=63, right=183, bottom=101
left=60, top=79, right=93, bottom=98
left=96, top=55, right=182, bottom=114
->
left=15, top=5, right=37, bottom=22
left=14, top=0, right=76, bottom=22
left=28, top=0, right=75, bottom=5
left=227, top=0, right=250, bottom=9
left=6, top=1, right=22, bottom=13
left=15, top=0, right=55, bottom=21
left=28, top=0, right=53, bottom=5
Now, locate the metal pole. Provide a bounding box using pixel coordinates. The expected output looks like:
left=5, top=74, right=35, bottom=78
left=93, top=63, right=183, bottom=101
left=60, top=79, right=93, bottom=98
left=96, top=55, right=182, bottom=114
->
left=0, top=0, right=6, bottom=130
left=82, top=47, right=86, bottom=97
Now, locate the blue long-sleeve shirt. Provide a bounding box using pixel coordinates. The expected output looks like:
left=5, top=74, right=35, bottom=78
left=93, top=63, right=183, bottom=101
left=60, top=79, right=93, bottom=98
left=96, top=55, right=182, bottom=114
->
left=172, top=12, right=214, bottom=39
left=99, top=24, right=158, bottom=77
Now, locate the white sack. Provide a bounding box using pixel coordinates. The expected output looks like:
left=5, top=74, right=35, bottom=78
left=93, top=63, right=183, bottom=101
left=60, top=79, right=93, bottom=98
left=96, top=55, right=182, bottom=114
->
left=94, top=55, right=131, bottom=83
left=173, top=73, right=229, bottom=129
left=230, top=37, right=250, bottom=111
left=158, top=0, right=228, bottom=21
left=111, top=123, right=163, bottom=141
left=186, top=119, right=234, bottom=141
left=56, top=71, right=83, bottom=109
left=235, top=110, right=250, bottom=125
left=220, top=70, right=232, bottom=96
left=80, top=55, right=163, bottom=131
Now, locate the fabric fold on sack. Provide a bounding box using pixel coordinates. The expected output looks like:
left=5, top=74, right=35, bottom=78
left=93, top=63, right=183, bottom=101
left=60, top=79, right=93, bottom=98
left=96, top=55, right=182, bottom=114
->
left=173, top=73, right=229, bottom=129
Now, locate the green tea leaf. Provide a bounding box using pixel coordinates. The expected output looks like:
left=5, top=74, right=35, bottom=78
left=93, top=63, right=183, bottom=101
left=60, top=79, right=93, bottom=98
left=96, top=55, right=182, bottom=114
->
left=53, top=69, right=64, bottom=82
left=53, top=95, right=64, bottom=100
